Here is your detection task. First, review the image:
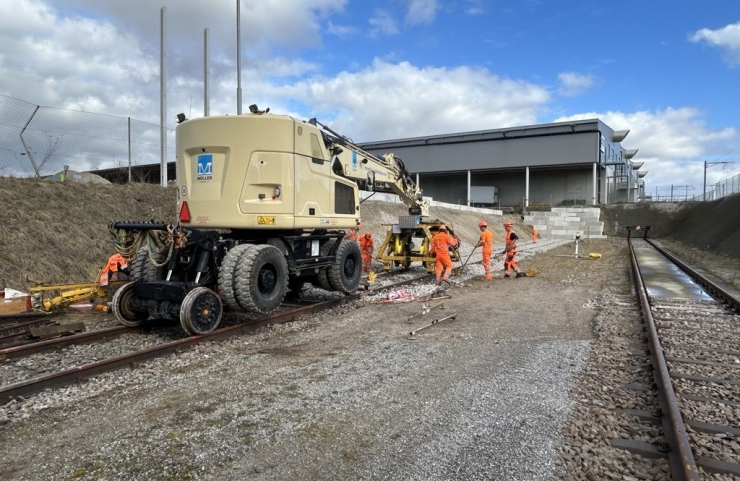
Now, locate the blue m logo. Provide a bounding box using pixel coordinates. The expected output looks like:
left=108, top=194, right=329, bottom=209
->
left=197, top=154, right=213, bottom=175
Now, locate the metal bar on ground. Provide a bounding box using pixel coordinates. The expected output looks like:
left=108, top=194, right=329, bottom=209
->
left=408, top=314, right=457, bottom=340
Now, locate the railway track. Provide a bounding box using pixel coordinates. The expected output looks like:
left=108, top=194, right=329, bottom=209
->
left=0, top=272, right=431, bottom=403
left=615, top=237, right=740, bottom=479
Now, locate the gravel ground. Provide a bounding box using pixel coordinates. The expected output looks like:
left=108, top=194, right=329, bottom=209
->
left=1, top=236, right=736, bottom=480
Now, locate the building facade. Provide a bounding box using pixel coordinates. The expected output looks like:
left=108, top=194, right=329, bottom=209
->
left=361, top=119, right=643, bottom=208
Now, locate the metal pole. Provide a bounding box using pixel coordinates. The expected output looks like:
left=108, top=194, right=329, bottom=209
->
left=128, top=117, right=132, bottom=182
left=467, top=170, right=471, bottom=207
left=204, top=28, right=210, bottom=117
left=160, top=7, right=167, bottom=187
left=236, top=0, right=242, bottom=115
left=592, top=162, right=597, bottom=205
left=19, top=105, right=41, bottom=177
left=703, top=160, right=707, bottom=201
left=670, top=185, right=673, bottom=202
left=525, top=166, right=529, bottom=208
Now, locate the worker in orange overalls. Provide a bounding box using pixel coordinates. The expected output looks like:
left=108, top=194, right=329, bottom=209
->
left=532, top=225, right=538, bottom=243
left=476, top=220, right=494, bottom=280
left=99, top=253, right=129, bottom=286
left=431, top=225, right=458, bottom=285
left=344, top=221, right=361, bottom=242
left=359, top=232, right=374, bottom=272
left=502, top=221, right=525, bottom=278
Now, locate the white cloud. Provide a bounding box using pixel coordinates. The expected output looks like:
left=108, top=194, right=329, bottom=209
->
left=557, top=72, right=596, bottom=97
left=405, top=0, right=439, bottom=26
left=327, top=21, right=358, bottom=38
left=690, top=21, right=740, bottom=67
left=369, top=10, right=399, bottom=37
left=280, top=59, right=550, bottom=141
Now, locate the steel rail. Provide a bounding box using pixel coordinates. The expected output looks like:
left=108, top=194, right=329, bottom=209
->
left=0, top=325, right=133, bottom=362
left=645, top=238, right=740, bottom=311
left=628, top=238, right=700, bottom=481
left=0, top=274, right=430, bottom=403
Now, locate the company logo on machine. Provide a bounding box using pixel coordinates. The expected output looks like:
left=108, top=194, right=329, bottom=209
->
left=352, top=151, right=357, bottom=171
left=197, top=154, right=213, bottom=181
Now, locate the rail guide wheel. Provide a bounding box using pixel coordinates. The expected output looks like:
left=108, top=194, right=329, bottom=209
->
left=179, top=287, right=223, bottom=335
left=111, top=282, right=149, bottom=327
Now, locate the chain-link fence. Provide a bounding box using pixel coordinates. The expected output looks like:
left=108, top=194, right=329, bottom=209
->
left=0, top=94, right=175, bottom=182
left=688, top=173, right=740, bottom=201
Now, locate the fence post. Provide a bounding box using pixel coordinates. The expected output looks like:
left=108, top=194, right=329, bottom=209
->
left=20, top=105, right=41, bottom=177
left=128, top=117, right=132, bottom=183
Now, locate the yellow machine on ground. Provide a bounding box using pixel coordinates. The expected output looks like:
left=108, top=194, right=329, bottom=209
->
left=108, top=106, right=455, bottom=335
left=29, top=267, right=128, bottom=312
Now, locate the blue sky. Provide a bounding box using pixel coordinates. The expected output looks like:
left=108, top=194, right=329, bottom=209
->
left=1, top=0, right=738, bottom=198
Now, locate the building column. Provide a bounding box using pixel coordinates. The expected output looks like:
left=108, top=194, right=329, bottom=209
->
left=525, top=166, right=529, bottom=208
left=467, top=170, right=471, bottom=206
left=592, top=163, right=597, bottom=206
left=415, top=173, right=420, bottom=188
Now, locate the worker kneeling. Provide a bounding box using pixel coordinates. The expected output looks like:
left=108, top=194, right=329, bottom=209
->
left=359, top=232, right=374, bottom=272
left=431, top=225, right=458, bottom=285
left=99, top=253, right=129, bottom=286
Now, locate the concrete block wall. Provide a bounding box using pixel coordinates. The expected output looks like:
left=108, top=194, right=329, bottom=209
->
left=523, top=207, right=606, bottom=240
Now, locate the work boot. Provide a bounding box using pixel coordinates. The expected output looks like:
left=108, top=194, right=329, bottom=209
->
left=516, top=271, right=526, bottom=278
left=503, top=274, right=510, bottom=278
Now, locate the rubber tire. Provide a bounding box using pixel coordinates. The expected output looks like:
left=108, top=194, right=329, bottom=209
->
left=179, top=287, right=223, bottom=335
left=327, top=239, right=362, bottom=294
left=217, top=244, right=253, bottom=312
left=111, top=282, right=149, bottom=327
left=129, top=246, right=165, bottom=282
left=313, top=241, right=334, bottom=291
left=234, top=244, right=288, bottom=315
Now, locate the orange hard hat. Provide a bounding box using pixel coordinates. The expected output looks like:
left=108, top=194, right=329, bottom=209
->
left=364, top=232, right=371, bottom=238
left=438, top=225, right=447, bottom=231
left=503, top=221, right=513, bottom=227
left=478, top=220, right=487, bottom=228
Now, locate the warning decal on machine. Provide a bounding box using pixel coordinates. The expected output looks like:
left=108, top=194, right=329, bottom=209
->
left=258, top=216, right=275, bottom=225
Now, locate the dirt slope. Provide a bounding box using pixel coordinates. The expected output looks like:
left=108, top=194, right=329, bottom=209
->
left=0, top=177, right=519, bottom=291
left=0, top=177, right=178, bottom=290
left=600, top=194, right=740, bottom=259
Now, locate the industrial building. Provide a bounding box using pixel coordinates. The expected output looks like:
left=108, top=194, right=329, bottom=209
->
left=360, top=118, right=645, bottom=208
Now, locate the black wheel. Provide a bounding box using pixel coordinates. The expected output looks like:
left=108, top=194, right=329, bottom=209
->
left=111, top=282, right=149, bottom=327
left=328, top=239, right=362, bottom=293
left=217, top=244, right=253, bottom=312
left=129, top=246, right=166, bottom=282
left=234, top=245, right=288, bottom=314
left=313, top=241, right=334, bottom=291
left=179, top=287, right=223, bottom=335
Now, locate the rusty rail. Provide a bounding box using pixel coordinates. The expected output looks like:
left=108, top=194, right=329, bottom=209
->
left=628, top=238, right=700, bottom=481
left=0, top=274, right=431, bottom=402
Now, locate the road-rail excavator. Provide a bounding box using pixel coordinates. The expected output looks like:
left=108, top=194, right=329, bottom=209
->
left=110, top=106, right=459, bottom=335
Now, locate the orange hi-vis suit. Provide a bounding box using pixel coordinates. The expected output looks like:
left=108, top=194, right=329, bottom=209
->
left=344, top=222, right=361, bottom=242
left=359, top=233, right=374, bottom=272
left=99, top=253, right=128, bottom=286
left=344, top=228, right=358, bottom=242
left=503, top=228, right=520, bottom=276
left=431, top=229, right=458, bottom=285
left=532, top=225, right=538, bottom=243
left=479, top=228, right=494, bottom=280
